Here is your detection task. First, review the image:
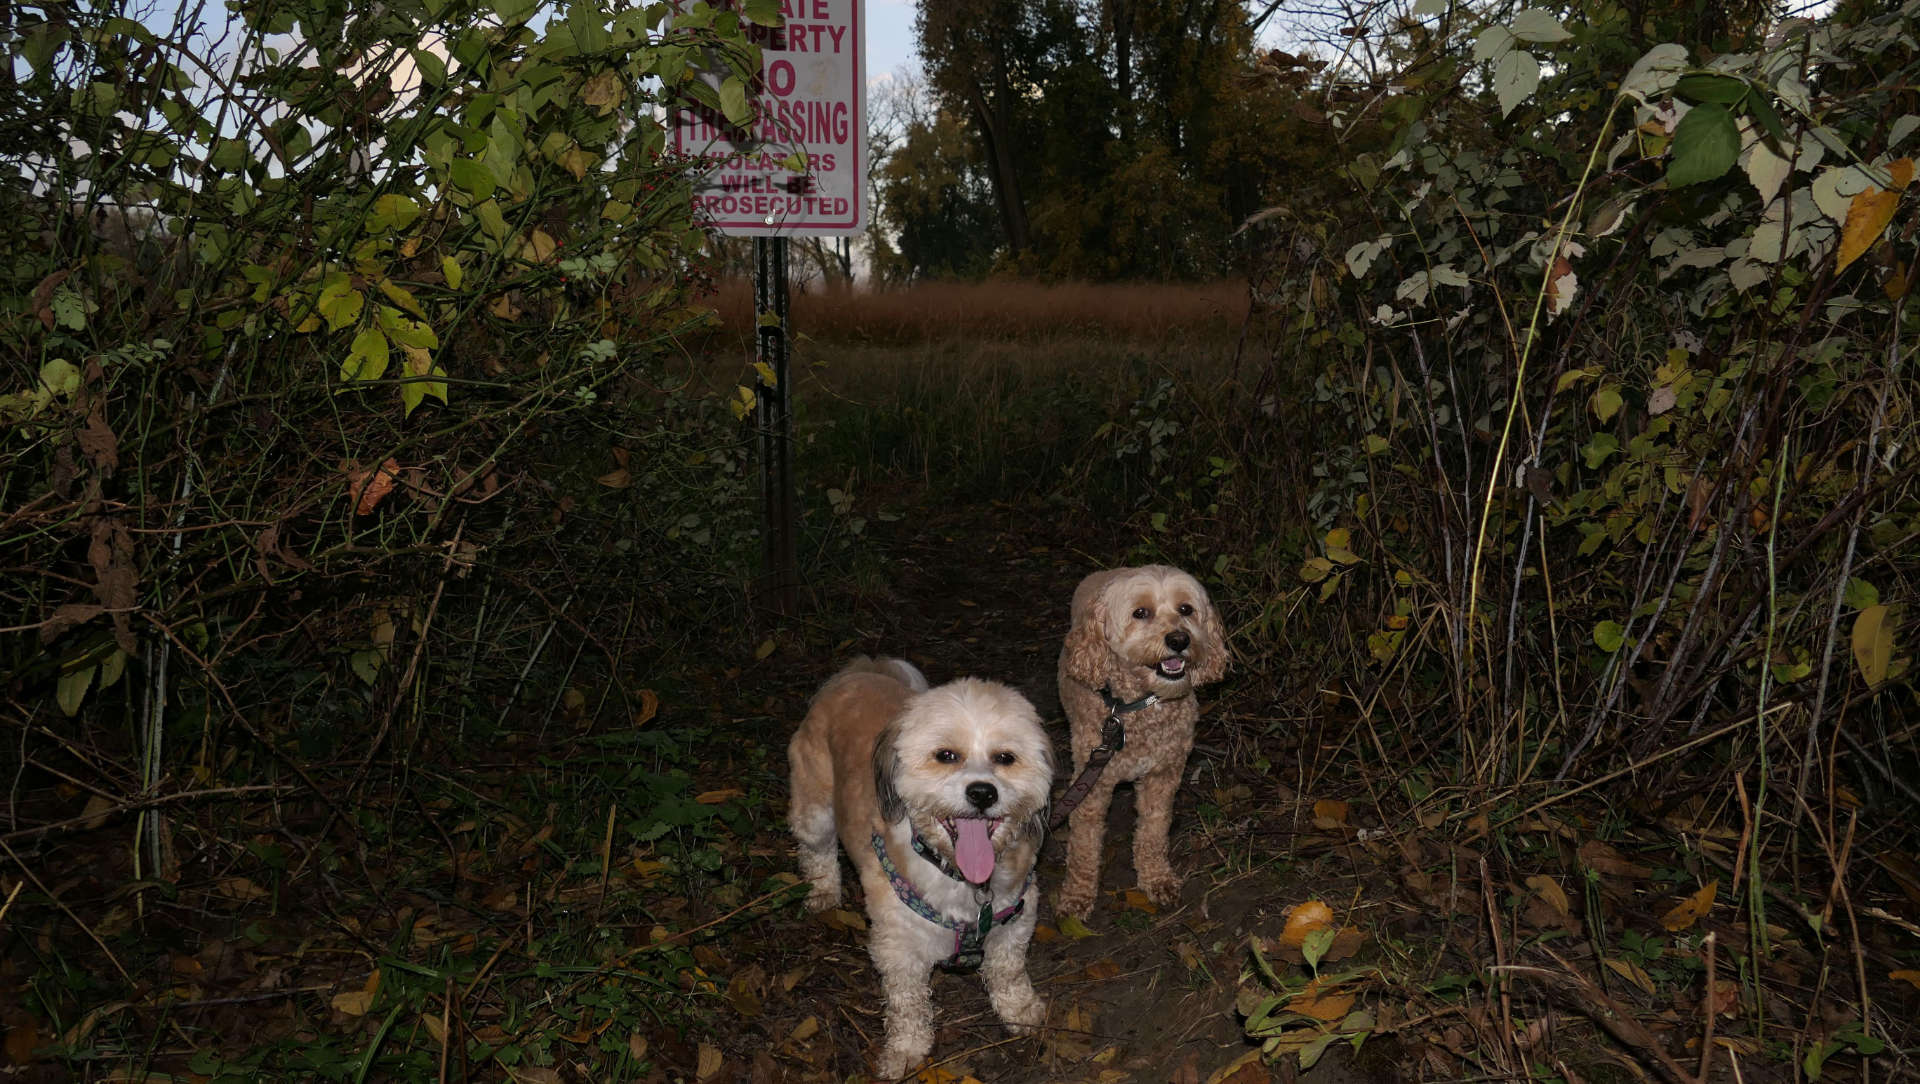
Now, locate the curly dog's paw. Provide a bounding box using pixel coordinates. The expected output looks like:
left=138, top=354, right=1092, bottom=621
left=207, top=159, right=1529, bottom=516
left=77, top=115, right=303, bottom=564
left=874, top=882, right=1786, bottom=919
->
left=1054, top=885, right=1094, bottom=919
left=1139, top=869, right=1183, bottom=908
left=996, top=989, right=1046, bottom=1035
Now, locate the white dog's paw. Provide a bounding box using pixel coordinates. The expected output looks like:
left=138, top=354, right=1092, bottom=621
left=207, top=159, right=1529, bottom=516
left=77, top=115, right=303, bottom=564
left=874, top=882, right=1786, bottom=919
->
left=803, top=886, right=840, bottom=912
left=875, top=1043, right=927, bottom=1079
left=995, top=987, right=1046, bottom=1035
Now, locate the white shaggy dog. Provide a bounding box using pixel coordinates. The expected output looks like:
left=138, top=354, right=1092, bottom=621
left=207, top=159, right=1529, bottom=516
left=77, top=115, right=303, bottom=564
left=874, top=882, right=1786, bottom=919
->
left=788, top=657, right=1054, bottom=1078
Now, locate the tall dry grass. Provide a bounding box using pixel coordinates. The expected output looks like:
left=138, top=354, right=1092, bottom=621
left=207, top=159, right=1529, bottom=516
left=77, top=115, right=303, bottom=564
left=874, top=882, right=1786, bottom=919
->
left=697, top=278, right=1250, bottom=345
left=678, top=279, right=1257, bottom=503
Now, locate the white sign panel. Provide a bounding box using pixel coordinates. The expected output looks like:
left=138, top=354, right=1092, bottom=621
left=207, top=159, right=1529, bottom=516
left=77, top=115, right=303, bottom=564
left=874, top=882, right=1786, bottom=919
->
left=671, top=0, right=866, bottom=236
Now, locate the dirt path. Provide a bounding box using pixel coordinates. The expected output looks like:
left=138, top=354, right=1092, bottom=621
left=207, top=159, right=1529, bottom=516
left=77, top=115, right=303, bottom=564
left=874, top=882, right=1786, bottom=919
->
left=716, top=499, right=1389, bottom=1083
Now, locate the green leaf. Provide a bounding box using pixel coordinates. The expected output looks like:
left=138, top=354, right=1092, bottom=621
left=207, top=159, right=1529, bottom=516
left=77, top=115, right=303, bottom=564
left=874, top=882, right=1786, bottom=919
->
left=1675, top=73, right=1747, bottom=104
left=1299, top=1033, right=1336, bottom=1071
left=1593, top=621, right=1625, bottom=653
left=56, top=666, right=96, bottom=717
left=1508, top=9, right=1570, bottom=44
left=1590, top=386, right=1623, bottom=422
left=1057, top=914, right=1097, bottom=940
left=1668, top=103, right=1740, bottom=187
left=472, top=198, right=510, bottom=241
left=342, top=328, right=390, bottom=383
left=372, top=194, right=421, bottom=231
left=493, top=0, right=537, bottom=23
left=1493, top=49, right=1540, bottom=118
left=1582, top=433, right=1620, bottom=469
left=450, top=158, right=496, bottom=201
left=1745, top=88, right=1788, bottom=145
left=1851, top=604, right=1893, bottom=688
left=211, top=137, right=248, bottom=171
left=442, top=256, right=464, bottom=290
left=718, top=75, right=752, bottom=127
left=412, top=47, right=447, bottom=86
left=1301, top=925, right=1336, bottom=971
left=743, top=0, right=782, bottom=23
left=1843, top=578, right=1879, bottom=610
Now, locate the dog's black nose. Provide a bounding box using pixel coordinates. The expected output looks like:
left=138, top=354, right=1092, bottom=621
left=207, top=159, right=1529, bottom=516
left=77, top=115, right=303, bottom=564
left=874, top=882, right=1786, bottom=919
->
left=1165, top=629, right=1190, bottom=652
left=965, top=782, right=998, bottom=810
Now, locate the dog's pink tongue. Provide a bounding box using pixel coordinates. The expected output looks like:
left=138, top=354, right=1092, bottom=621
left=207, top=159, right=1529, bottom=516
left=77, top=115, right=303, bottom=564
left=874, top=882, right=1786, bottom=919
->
left=954, top=819, right=996, bottom=884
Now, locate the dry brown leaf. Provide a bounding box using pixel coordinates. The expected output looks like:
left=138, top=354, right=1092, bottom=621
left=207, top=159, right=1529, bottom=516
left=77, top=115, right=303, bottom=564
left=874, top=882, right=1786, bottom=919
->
left=1290, top=991, right=1356, bottom=1021
left=694, top=788, right=745, bottom=805
left=1526, top=874, right=1570, bottom=916
left=5, top=1024, right=40, bottom=1064
left=1206, top=1049, right=1272, bottom=1084
left=695, top=1042, right=724, bottom=1081
left=635, top=689, right=660, bottom=727
left=349, top=458, right=401, bottom=516
left=217, top=877, right=268, bottom=901
left=1602, top=957, right=1656, bottom=995
left=421, top=1013, right=448, bottom=1044
left=628, top=1033, right=647, bottom=1060
left=1323, top=925, right=1367, bottom=963
left=1085, top=958, right=1123, bottom=981
left=1704, top=979, right=1739, bottom=1016
left=1122, top=888, right=1159, bottom=913
left=1278, top=900, right=1335, bottom=948
left=790, top=1015, right=819, bottom=1041
left=1578, top=840, right=1651, bottom=878
left=1311, top=798, right=1350, bottom=828
left=1659, top=880, right=1719, bottom=932
left=1890, top=969, right=1920, bottom=991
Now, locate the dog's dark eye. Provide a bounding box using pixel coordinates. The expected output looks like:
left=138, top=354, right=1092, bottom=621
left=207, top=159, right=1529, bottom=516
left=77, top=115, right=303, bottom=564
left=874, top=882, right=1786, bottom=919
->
left=1178, top=603, right=1195, bottom=616
left=992, top=751, right=1017, bottom=766
left=1132, top=607, right=1150, bottom=620
left=933, top=749, right=959, bottom=764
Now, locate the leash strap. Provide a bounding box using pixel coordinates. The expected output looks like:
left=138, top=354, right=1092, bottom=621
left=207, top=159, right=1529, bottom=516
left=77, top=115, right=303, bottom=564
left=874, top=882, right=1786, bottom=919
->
left=1049, top=688, right=1159, bottom=830
left=870, top=833, right=1030, bottom=972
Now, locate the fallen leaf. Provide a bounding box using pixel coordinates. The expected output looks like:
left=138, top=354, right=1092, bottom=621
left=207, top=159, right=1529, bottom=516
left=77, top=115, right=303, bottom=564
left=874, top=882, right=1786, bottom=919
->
left=1290, top=991, right=1356, bottom=1021
left=1057, top=914, right=1098, bottom=940
left=1660, top=880, right=1719, bottom=932
left=790, top=1015, right=818, bottom=1040
left=1578, top=840, right=1652, bottom=878
left=349, top=458, right=401, bottom=516
left=1279, top=900, right=1335, bottom=947
left=1205, top=1049, right=1272, bottom=1084
left=1122, top=889, right=1159, bottom=913
left=1602, top=957, right=1657, bottom=995
left=421, top=1013, right=447, bottom=1044
left=1527, top=874, right=1570, bottom=915
left=1704, top=979, right=1739, bottom=1016
left=1312, top=798, right=1350, bottom=829
left=695, top=1042, right=723, bottom=1080
left=694, top=788, right=745, bottom=805
left=1085, top=958, right=1123, bottom=981
left=1890, top=969, right=1920, bottom=991
left=635, top=689, right=660, bottom=726
left=331, top=969, right=381, bottom=1016
left=5, top=1024, right=40, bottom=1064
left=628, top=1033, right=647, bottom=1060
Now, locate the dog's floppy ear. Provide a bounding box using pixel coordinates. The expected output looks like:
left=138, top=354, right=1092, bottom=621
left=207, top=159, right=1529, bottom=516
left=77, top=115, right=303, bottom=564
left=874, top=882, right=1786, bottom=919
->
left=1061, top=595, right=1112, bottom=688
left=872, top=720, right=906, bottom=824
left=1025, top=739, right=1057, bottom=839
left=1189, top=591, right=1230, bottom=685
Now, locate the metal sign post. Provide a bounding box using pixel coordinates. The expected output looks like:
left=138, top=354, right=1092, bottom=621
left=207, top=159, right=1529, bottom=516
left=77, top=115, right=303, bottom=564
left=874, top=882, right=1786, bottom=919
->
left=754, top=236, right=797, bottom=614
left=668, top=0, right=866, bottom=615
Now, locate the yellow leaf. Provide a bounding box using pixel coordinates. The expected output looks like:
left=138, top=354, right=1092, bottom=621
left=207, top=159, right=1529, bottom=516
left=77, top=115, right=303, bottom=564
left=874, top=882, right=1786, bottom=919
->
left=1311, top=798, right=1350, bottom=828
left=754, top=638, right=776, bottom=660
left=422, top=1012, right=448, bottom=1044
left=635, top=689, right=660, bottom=726
left=596, top=468, right=631, bottom=489
left=1660, top=879, right=1719, bottom=931
left=1851, top=604, right=1894, bottom=687
left=1602, top=957, right=1656, bottom=995
left=1279, top=900, right=1335, bottom=947
left=1057, top=913, right=1098, bottom=940
left=1526, top=874, right=1570, bottom=916
left=1892, top=158, right=1915, bottom=190
left=331, top=970, right=381, bottom=1016
left=1890, top=969, right=1920, bottom=991
left=790, top=1015, right=818, bottom=1040
left=1837, top=186, right=1900, bottom=274
left=694, top=788, right=744, bottom=804
left=1121, top=889, right=1159, bottom=914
